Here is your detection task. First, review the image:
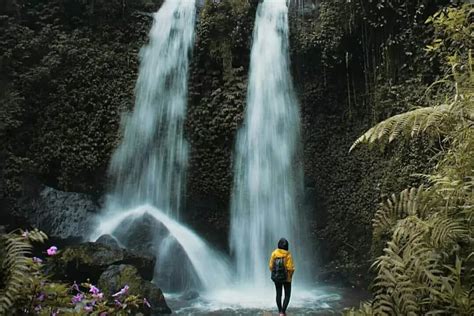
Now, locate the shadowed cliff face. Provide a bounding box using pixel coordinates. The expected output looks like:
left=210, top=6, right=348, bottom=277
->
left=1, top=0, right=439, bottom=286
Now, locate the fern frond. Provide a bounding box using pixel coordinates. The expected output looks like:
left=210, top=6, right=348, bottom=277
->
left=343, top=301, right=374, bottom=315
left=0, top=229, right=47, bottom=315
left=350, top=103, right=456, bottom=151
left=373, top=186, right=435, bottom=240
left=428, top=215, right=468, bottom=250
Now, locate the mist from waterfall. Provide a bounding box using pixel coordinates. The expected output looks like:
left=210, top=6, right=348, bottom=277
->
left=92, top=205, right=232, bottom=291
left=105, top=0, right=196, bottom=217
left=230, top=0, right=309, bottom=289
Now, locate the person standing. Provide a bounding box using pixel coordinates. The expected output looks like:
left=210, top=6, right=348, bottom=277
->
left=269, top=238, right=295, bottom=316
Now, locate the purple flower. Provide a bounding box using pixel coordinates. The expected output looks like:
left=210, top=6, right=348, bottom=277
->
left=112, top=285, right=129, bottom=297
left=34, top=305, right=42, bottom=312
left=46, top=246, right=58, bottom=256
left=144, top=297, right=151, bottom=308
left=72, top=281, right=80, bottom=292
left=72, top=293, right=84, bottom=304
left=89, top=285, right=100, bottom=295
left=84, top=305, right=93, bottom=312
left=52, top=310, right=59, bottom=316
left=114, top=299, right=122, bottom=307
left=99, top=313, right=108, bottom=316
left=92, top=292, right=104, bottom=300
left=37, top=293, right=45, bottom=302
left=32, top=257, right=43, bottom=264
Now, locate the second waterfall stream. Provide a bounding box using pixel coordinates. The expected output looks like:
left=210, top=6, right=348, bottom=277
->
left=230, top=0, right=311, bottom=289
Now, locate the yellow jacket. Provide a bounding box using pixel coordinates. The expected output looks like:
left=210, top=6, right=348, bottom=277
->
left=268, top=248, right=295, bottom=282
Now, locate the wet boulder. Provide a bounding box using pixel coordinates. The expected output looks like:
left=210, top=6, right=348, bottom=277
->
left=47, top=242, right=155, bottom=282
left=98, top=264, right=171, bottom=315
left=96, top=234, right=120, bottom=248
left=18, top=186, right=99, bottom=241
left=107, top=212, right=201, bottom=292
left=112, top=213, right=169, bottom=257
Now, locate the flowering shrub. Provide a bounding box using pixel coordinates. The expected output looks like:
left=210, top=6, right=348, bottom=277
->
left=0, top=230, right=153, bottom=315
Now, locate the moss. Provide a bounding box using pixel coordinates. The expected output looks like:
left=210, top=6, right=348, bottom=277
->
left=98, top=265, right=143, bottom=296
left=55, top=246, right=94, bottom=266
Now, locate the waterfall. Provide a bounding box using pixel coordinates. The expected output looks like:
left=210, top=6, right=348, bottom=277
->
left=106, top=0, right=196, bottom=217
left=93, top=205, right=232, bottom=291
left=92, top=0, right=213, bottom=292
left=230, top=0, right=309, bottom=289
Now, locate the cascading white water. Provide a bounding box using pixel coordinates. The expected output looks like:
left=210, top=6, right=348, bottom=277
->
left=230, top=0, right=308, bottom=289
left=92, top=205, right=232, bottom=291
left=106, top=0, right=196, bottom=217
left=92, top=0, right=212, bottom=292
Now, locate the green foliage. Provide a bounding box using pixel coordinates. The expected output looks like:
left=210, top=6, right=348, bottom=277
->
left=0, top=229, right=48, bottom=314
left=349, top=101, right=467, bottom=151
left=0, top=230, right=150, bottom=315
left=292, top=0, right=349, bottom=67
left=186, top=0, right=254, bottom=199
left=0, top=0, right=158, bottom=194
left=346, top=5, right=473, bottom=315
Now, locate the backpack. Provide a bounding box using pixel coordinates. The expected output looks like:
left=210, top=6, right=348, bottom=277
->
left=271, top=257, right=287, bottom=283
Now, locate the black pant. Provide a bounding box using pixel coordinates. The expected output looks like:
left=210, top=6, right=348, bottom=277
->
left=274, top=281, right=291, bottom=313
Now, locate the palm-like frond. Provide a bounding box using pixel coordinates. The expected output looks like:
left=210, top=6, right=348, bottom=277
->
left=350, top=103, right=457, bottom=152
left=0, top=229, right=47, bottom=315
left=373, top=186, right=434, bottom=240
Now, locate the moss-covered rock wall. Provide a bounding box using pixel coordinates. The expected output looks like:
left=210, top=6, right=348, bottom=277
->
left=1, top=0, right=452, bottom=286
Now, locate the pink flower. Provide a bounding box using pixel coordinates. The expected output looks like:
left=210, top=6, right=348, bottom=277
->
left=92, top=292, right=104, bottom=300
left=37, top=293, right=45, bottom=302
left=72, top=293, right=84, bottom=304
left=72, top=281, right=80, bottom=292
left=89, top=285, right=100, bottom=295
left=114, top=299, right=122, bottom=307
left=32, top=257, right=43, bottom=264
left=84, top=305, right=93, bottom=312
left=112, top=285, right=129, bottom=297
left=144, top=297, right=151, bottom=308
left=22, top=230, right=29, bottom=238
left=46, top=246, right=58, bottom=256
left=99, top=313, right=107, bottom=316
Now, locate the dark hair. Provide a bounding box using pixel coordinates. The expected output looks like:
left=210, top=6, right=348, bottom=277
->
left=278, top=238, right=289, bottom=250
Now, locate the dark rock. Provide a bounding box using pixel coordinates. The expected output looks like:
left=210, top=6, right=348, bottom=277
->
left=47, top=242, right=155, bottom=283
left=96, top=234, right=120, bottom=248
left=123, top=250, right=156, bottom=281
left=112, top=213, right=169, bottom=257
left=18, top=186, right=99, bottom=241
left=110, top=212, right=200, bottom=292
left=98, top=264, right=171, bottom=315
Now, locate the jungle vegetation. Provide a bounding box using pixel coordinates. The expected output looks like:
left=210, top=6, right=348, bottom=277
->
left=0, top=0, right=472, bottom=314
left=345, top=4, right=473, bottom=315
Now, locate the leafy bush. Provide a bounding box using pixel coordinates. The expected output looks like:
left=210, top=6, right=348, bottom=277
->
left=0, top=229, right=151, bottom=315
left=345, top=5, right=473, bottom=315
